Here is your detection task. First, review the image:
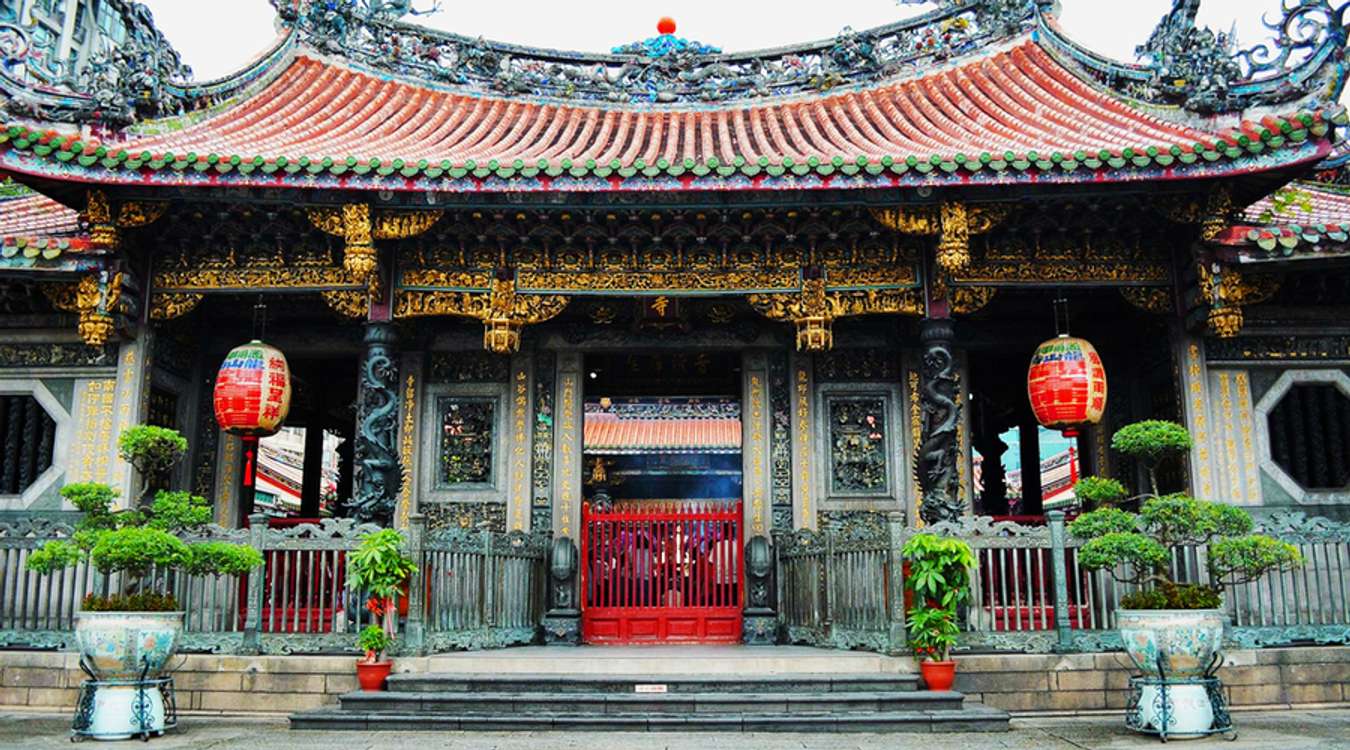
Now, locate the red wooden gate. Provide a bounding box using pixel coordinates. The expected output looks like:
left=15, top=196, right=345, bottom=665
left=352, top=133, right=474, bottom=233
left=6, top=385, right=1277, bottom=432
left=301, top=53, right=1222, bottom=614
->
left=580, top=500, right=743, bottom=644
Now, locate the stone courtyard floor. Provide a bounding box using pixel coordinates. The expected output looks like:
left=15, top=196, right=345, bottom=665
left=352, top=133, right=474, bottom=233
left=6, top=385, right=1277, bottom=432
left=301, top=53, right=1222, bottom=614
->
left=0, top=707, right=1346, bottom=749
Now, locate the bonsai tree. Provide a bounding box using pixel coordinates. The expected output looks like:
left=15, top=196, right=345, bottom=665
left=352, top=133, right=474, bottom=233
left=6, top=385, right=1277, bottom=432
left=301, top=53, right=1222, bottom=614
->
left=118, top=425, right=188, bottom=505
left=26, top=482, right=263, bottom=611
left=1111, top=419, right=1192, bottom=498
left=1073, top=476, right=1127, bottom=512
left=902, top=534, right=975, bottom=663
left=347, top=528, right=417, bottom=663
left=1070, top=494, right=1301, bottom=609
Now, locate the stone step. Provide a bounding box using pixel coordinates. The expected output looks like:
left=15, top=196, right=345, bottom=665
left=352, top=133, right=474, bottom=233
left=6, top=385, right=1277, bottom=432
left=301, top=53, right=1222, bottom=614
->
left=420, top=645, right=911, bottom=675
left=290, top=705, right=1011, bottom=733
left=387, top=672, right=920, bottom=694
left=339, top=689, right=960, bottom=716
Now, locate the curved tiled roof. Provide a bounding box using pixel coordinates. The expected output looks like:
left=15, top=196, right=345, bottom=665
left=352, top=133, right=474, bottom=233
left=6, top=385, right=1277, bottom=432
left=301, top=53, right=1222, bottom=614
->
left=584, top=413, right=741, bottom=455
left=0, top=41, right=1339, bottom=192
left=0, top=189, right=90, bottom=260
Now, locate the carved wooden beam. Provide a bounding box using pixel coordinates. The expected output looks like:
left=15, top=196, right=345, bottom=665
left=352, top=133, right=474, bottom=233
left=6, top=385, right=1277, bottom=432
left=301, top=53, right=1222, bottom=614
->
left=749, top=276, right=923, bottom=351
left=872, top=202, right=1010, bottom=273
left=1196, top=261, right=1279, bottom=338
left=395, top=276, right=568, bottom=353
left=307, top=205, right=442, bottom=285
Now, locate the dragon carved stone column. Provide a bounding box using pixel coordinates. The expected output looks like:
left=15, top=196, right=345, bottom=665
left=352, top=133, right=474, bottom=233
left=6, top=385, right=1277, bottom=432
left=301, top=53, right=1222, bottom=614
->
left=350, top=322, right=402, bottom=525
left=915, top=318, right=965, bottom=525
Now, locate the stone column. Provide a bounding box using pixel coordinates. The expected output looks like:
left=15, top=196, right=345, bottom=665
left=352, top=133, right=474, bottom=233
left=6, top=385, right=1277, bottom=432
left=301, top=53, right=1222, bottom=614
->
left=741, top=351, right=773, bottom=539
left=351, top=322, right=400, bottom=525
left=789, top=351, right=817, bottom=531
left=916, top=318, right=964, bottom=525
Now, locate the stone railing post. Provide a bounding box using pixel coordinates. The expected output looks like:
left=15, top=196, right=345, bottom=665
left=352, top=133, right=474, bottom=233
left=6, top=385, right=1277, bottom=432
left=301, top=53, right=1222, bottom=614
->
left=1047, top=510, right=1074, bottom=652
left=241, top=512, right=268, bottom=654
left=481, top=527, right=496, bottom=628
left=886, top=511, right=909, bottom=655
left=742, top=535, right=777, bottom=645
left=541, top=534, right=581, bottom=645
left=403, top=513, right=427, bottom=655
left=822, top=530, right=834, bottom=632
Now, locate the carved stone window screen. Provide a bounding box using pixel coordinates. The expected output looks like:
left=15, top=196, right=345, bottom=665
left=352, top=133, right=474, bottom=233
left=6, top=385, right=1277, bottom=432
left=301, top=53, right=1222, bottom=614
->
left=1267, top=384, right=1350, bottom=490
left=1254, top=370, right=1350, bottom=505
left=0, top=379, right=70, bottom=510
left=814, top=384, right=904, bottom=510
left=436, top=397, right=497, bottom=490
left=827, top=396, right=890, bottom=496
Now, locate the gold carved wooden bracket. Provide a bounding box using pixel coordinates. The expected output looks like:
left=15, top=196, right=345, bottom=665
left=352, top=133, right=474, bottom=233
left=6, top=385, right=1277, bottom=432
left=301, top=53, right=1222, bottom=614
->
left=84, top=189, right=168, bottom=251
left=1119, top=287, right=1175, bottom=315
left=306, top=204, right=442, bottom=286
left=872, top=202, right=1010, bottom=273
left=395, top=276, right=569, bottom=353
left=41, top=271, right=126, bottom=345
left=1196, top=261, right=1279, bottom=338
left=748, top=276, right=923, bottom=351
left=1161, top=186, right=1234, bottom=242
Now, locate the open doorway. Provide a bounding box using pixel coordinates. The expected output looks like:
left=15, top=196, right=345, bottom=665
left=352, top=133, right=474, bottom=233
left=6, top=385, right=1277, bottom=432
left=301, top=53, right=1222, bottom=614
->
left=579, top=351, right=745, bottom=643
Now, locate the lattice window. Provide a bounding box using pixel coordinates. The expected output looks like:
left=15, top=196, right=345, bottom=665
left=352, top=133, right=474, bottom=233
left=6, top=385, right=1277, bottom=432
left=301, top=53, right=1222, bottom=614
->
left=827, top=396, right=889, bottom=494
left=0, top=394, right=57, bottom=495
left=437, top=398, right=495, bottom=487
left=1267, top=383, right=1350, bottom=490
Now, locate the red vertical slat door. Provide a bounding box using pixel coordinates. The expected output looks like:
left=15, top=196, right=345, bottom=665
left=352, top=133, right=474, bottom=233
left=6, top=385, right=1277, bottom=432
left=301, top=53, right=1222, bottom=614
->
left=580, top=499, right=743, bottom=644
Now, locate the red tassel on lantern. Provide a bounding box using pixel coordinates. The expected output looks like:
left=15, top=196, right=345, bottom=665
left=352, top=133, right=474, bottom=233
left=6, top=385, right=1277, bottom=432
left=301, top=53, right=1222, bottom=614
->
left=1027, top=335, right=1106, bottom=438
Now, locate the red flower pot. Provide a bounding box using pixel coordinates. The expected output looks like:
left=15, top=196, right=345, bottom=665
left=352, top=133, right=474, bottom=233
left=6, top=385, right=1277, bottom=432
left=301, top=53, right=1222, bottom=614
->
left=355, top=659, right=393, bottom=692
left=919, top=660, right=956, bottom=691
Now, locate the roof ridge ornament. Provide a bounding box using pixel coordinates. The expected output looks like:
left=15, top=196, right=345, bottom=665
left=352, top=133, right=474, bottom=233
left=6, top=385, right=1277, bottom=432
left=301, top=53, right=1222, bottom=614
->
left=272, top=0, right=1041, bottom=104
left=1044, top=0, right=1350, bottom=115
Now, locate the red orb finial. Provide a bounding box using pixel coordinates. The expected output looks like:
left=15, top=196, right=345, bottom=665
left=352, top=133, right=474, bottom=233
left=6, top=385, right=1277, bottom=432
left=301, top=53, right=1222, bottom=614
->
left=657, top=17, right=676, bottom=35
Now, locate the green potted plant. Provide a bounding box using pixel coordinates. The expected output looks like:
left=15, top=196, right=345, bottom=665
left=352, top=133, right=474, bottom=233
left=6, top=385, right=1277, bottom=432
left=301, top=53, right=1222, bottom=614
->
left=1069, top=420, right=1301, bottom=735
left=901, top=533, right=975, bottom=691
left=117, top=424, right=188, bottom=506
left=26, top=479, right=262, bottom=739
left=347, top=528, right=417, bottom=691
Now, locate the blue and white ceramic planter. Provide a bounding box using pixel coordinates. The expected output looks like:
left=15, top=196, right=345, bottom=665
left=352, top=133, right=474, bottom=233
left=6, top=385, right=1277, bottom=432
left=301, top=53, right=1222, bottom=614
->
left=74, top=611, right=183, bottom=740
left=1117, top=608, right=1226, bottom=679
left=1118, top=608, right=1226, bottom=739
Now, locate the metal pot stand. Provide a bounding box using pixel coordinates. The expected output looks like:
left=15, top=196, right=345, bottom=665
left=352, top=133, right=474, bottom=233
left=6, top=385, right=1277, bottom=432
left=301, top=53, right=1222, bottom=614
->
left=71, top=656, right=179, bottom=742
left=1124, top=652, right=1235, bottom=743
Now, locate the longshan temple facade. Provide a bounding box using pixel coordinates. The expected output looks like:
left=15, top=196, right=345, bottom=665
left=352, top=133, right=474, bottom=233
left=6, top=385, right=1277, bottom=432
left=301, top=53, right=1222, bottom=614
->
left=2, top=0, right=1350, bottom=647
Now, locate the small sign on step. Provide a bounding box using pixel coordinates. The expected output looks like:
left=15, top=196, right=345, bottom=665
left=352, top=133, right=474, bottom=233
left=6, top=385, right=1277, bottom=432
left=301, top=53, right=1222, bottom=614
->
left=634, top=684, right=668, bottom=694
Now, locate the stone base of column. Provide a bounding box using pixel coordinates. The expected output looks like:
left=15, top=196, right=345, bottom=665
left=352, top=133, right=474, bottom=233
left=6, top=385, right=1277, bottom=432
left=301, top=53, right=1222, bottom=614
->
left=741, top=611, right=778, bottom=646
left=541, top=610, right=581, bottom=645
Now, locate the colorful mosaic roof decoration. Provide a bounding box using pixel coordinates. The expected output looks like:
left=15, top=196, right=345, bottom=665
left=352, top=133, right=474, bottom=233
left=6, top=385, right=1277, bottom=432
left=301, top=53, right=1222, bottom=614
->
left=1215, top=179, right=1350, bottom=262
left=0, top=182, right=91, bottom=268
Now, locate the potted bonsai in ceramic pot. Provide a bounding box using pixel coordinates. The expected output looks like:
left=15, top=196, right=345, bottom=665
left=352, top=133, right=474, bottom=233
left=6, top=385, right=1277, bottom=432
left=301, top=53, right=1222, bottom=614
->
left=1071, top=495, right=1300, bottom=735
left=901, top=533, right=975, bottom=691
left=26, top=479, right=262, bottom=739
left=117, top=425, right=188, bottom=507
left=347, top=528, right=416, bottom=691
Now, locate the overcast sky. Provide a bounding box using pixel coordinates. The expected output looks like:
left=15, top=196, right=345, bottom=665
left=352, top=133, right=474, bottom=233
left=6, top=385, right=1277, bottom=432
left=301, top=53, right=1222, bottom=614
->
left=139, top=0, right=1289, bottom=81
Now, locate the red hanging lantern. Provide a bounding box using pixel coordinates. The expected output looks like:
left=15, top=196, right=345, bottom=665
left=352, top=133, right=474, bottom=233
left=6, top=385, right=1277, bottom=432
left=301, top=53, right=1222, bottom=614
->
left=1027, top=335, right=1106, bottom=438
left=213, top=340, right=291, bottom=524
left=213, top=340, right=292, bottom=437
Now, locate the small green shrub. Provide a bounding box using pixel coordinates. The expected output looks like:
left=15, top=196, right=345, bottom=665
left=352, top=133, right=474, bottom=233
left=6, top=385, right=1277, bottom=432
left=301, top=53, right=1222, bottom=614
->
left=907, top=605, right=960, bottom=663
left=902, top=534, right=975, bottom=663
left=901, top=534, right=975, bottom=610
left=118, top=425, right=188, bottom=502
left=81, top=592, right=178, bottom=612
left=1111, top=420, right=1192, bottom=495
left=1071, top=494, right=1301, bottom=610
left=1120, top=583, right=1222, bottom=611
left=348, top=529, right=417, bottom=602
left=1073, top=476, right=1127, bottom=510
left=357, top=624, right=393, bottom=661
